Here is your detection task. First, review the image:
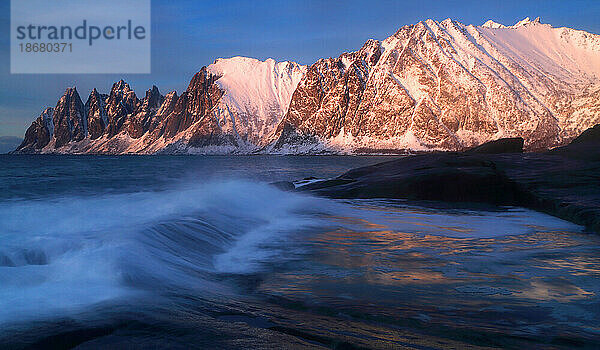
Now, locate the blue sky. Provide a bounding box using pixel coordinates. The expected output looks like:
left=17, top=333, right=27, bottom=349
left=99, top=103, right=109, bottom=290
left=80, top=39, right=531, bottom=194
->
left=1, top=0, right=600, bottom=137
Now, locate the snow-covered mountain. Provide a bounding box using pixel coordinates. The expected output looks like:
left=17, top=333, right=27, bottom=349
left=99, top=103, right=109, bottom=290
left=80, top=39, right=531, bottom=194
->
left=269, top=17, right=600, bottom=153
left=207, top=57, right=306, bottom=147
left=16, top=57, right=306, bottom=154
left=15, top=17, right=600, bottom=154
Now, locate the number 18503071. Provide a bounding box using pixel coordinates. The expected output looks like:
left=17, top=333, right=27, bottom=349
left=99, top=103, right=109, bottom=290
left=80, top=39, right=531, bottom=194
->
left=19, top=43, right=72, bottom=53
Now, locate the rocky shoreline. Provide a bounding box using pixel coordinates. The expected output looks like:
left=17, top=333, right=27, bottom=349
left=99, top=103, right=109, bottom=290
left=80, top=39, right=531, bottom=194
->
left=280, top=125, right=600, bottom=233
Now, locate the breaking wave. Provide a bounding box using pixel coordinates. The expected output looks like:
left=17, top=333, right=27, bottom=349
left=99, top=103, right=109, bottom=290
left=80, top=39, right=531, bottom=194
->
left=0, top=180, right=323, bottom=324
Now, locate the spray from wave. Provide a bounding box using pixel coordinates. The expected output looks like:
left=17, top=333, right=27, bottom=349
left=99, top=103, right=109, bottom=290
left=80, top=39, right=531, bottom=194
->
left=0, top=180, right=324, bottom=324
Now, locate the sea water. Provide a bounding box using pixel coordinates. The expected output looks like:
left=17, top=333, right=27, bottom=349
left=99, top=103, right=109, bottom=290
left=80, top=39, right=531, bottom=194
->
left=0, top=155, right=598, bottom=348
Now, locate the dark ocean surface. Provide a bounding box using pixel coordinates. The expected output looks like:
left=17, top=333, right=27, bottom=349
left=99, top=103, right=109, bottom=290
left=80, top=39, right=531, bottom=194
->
left=0, top=155, right=598, bottom=349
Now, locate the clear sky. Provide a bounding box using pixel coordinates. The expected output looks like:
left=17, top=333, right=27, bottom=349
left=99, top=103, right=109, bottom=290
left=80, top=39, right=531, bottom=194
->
left=1, top=0, right=599, bottom=137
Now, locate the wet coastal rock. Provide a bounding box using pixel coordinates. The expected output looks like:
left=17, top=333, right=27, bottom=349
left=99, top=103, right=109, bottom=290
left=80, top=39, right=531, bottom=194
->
left=297, top=128, right=600, bottom=233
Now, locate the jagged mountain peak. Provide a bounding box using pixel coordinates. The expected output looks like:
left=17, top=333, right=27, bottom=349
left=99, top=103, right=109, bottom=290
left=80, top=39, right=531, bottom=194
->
left=481, top=17, right=543, bottom=29
left=141, top=85, right=163, bottom=109
left=85, top=88, right=107, bottom=140
left=482, top=20, right=506, bottom=29
left=52, top=87, right=86, bottom=147
left=59, top=86, right=81, bottom=100
left=107, top=80, right=137, bottom=102
left=14, top=108, right=54, bottom=152
left=513, top=16, right=540, bottom=28
left=141, top=85, right=161, bottom=101
left=186, top=67, right=216, bottom=93
left=86, top=88, right=102, bottom=100
left=111, top=79, right=132, bottom=92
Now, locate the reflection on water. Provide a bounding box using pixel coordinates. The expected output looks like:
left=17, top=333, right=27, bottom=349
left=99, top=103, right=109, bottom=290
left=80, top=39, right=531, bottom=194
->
left=256, top=200, right=600, bottom=342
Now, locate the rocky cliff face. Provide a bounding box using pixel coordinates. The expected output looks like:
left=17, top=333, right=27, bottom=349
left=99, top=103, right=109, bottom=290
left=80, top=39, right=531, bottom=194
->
left=52, top=88, right=86, bottom=148
left=85, top=88, right=108, bottom=140
left=15, top=18, right=600, bottom=154
left=15, top=108, right=53, bottom=152
left=269, top=17, right=600, bottom=153
left=104, top=80, right=140, bottom=138
left=128, top=85, right=164, bottom=139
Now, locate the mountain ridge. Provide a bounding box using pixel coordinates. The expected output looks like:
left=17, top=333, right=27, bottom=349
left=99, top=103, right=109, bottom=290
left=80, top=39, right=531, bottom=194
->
left=269, top=17, right=600, bottom=153
left=14, top=17, right=600, bottom=154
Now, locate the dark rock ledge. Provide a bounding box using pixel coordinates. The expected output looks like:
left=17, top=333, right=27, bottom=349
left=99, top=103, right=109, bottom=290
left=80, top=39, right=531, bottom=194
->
left=282, top=125, right=600, bottom=233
